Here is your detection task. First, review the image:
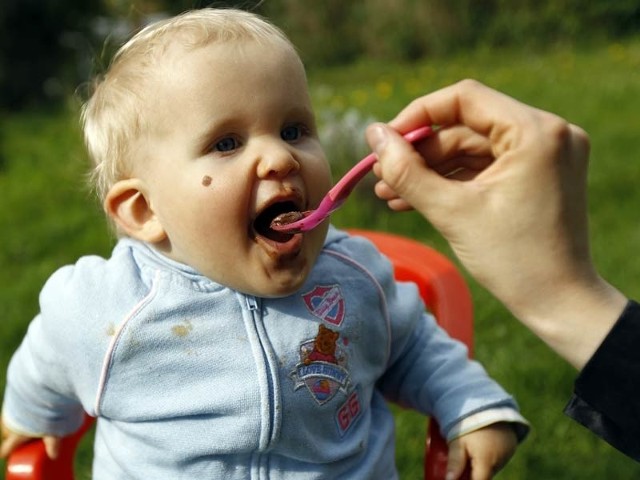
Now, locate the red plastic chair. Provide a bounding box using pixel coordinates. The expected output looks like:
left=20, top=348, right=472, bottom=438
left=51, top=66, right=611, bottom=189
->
left=6, top=230, right=473, bottom=480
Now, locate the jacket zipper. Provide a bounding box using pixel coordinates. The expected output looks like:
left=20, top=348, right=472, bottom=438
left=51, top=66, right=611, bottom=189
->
left=243, top=294, right=280, bottom=455
left=246, top=295, right=260, bottom=312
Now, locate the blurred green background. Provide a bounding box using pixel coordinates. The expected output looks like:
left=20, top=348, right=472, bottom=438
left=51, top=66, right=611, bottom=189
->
left=2, top=1, right=640, bottom=478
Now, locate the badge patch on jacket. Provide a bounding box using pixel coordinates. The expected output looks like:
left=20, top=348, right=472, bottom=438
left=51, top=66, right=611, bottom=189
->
left=302, top=284, right=345, bottom=326
left=291, top=324, right=350, bottom=405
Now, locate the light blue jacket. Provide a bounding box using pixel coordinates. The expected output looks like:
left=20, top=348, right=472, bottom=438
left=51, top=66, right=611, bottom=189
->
left=3, top=227, right=526, bottom=479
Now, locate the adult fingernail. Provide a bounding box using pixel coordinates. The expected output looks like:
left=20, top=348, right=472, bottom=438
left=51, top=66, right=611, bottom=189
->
left=367, top=123, right=389, bottom=155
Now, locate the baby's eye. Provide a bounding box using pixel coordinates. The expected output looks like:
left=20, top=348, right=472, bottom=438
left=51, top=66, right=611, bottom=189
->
left=213, top=136, right=239, bottom=153
left=281, top=124, right=307, bottom=143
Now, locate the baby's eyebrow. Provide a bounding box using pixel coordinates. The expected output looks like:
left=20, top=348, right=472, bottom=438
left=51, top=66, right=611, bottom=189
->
left=196, top=118, right=221, bottom=139
left=193, top=119, right=233, bottom=153
left=285, top=106, right=316, bottom=125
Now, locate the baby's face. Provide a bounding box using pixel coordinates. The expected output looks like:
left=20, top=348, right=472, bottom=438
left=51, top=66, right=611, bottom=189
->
left=133, top=40, right=332, bottom=296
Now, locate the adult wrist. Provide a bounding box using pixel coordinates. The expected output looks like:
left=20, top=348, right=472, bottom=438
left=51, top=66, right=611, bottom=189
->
left=509, top=277, right=627, bottom=369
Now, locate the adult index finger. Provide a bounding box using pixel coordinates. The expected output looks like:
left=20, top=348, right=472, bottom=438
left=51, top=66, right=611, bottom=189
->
left=388, top=79, right=536, bottom=139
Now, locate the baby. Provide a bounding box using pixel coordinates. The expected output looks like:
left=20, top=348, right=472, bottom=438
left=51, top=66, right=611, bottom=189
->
left=1, top=8, right=528, bottom=479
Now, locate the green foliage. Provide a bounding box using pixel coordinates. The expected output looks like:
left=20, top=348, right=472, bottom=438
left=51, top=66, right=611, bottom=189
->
left=259, top=0, right=640, bottom=66
left=3, top=0, right=640, bottom=109
left=3, top=39, right=640, bottom=479
left=0, top=0, right=104, bottom=110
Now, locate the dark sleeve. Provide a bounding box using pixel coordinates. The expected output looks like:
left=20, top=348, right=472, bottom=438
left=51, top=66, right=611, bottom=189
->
left=564, top=300, right=640, bottom=461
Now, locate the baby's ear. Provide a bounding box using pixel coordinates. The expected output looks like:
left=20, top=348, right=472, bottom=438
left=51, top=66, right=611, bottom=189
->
left=104, top=179, right=166, bottom=243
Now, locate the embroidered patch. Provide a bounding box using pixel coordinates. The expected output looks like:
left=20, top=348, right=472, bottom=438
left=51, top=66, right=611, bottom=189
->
left=291, top=324, right=350, bottom=405
left=302, top=284, right=345, bottom=326
left=336, top=387, right=362, bottom=436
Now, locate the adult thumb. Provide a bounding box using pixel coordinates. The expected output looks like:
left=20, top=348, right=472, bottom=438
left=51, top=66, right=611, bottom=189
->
left=366, top=123, right=439, bottom=214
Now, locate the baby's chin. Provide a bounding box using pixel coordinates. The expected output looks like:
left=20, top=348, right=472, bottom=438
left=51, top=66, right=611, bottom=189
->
left=248, top=238, right=328, bottom=298
left=238, top=271, right=310, bottom=299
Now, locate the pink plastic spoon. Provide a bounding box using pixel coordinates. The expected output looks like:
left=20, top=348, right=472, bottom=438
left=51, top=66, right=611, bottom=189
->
left=271, top=125, right=434, bottom=233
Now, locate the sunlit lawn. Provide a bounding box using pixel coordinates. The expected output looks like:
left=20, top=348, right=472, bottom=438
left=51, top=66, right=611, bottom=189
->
left=2, top=39, right=640, bottom=479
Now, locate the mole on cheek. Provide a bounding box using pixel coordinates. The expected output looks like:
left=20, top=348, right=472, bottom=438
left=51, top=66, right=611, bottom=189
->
left=201, top=175, right=212, bottom=187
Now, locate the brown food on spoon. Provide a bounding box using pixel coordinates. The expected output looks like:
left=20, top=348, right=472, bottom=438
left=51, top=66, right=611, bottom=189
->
left=270, top=211, right=305, bottom=229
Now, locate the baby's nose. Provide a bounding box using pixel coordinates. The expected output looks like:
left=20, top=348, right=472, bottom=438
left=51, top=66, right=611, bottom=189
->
left=257, top=145, right=300, bottom=178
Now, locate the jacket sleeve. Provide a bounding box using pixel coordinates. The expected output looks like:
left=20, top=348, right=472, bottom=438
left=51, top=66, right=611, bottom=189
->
left=2, top=267, right=86, bottom=437
left=564, top=299, right=640, bottom=461
left=378, top=286, right=526, bottom=440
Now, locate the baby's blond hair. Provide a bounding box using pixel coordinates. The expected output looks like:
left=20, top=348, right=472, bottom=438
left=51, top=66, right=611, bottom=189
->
left=81, top=8, right=296, bottom=203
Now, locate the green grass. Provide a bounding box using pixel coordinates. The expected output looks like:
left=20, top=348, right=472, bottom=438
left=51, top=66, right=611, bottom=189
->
left=2, top=39, right=640, bottom=478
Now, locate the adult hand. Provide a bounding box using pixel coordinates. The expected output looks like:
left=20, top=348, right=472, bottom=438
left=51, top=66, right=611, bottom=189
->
left=366, top=79, right=626, bottom=368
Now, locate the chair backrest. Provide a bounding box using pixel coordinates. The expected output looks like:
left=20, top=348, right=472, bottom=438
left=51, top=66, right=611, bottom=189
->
left=6, top=229, right=473, bottom=480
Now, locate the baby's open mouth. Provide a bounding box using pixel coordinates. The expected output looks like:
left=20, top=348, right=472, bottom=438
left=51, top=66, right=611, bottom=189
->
left=253, top=201, right=302, bottom=242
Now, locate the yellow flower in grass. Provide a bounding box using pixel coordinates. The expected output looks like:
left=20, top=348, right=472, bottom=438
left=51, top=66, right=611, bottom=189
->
left=351, top=89, right=369, bottom=107
left=330, top=95, right=346, bottom=110
left=375, top=81, right=393, bottom=100
left=608, top=43, right=627, bottom=63
left=403, top=78, right=423, bottom=96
